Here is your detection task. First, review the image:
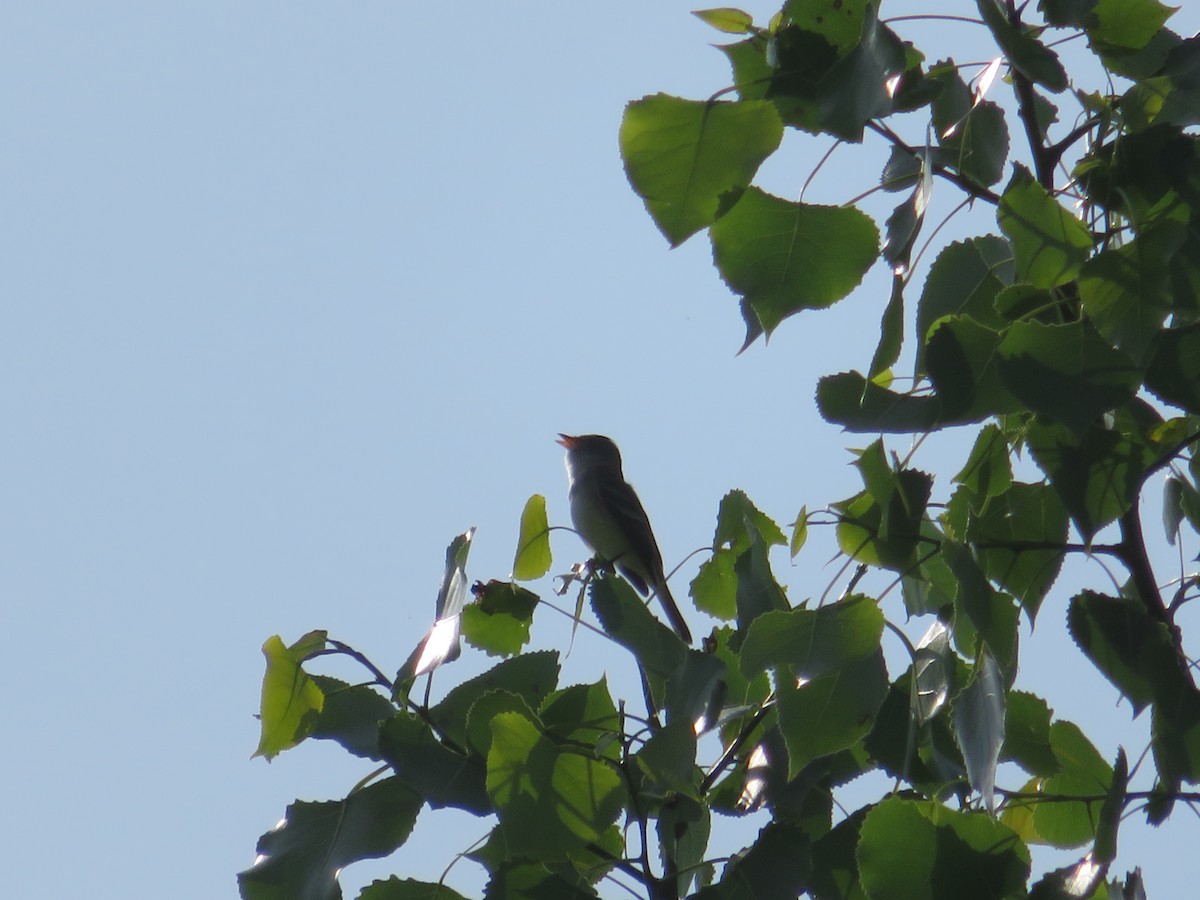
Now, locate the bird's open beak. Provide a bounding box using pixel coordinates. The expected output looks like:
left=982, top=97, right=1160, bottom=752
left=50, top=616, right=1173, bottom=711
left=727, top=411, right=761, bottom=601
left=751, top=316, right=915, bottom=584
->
left=557, top=433, right=576, bottom=448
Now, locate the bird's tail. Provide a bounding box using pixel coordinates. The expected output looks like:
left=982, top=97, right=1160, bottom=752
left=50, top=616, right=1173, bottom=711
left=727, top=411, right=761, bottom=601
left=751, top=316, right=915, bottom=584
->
left=654, top=580, right=693, bottom=644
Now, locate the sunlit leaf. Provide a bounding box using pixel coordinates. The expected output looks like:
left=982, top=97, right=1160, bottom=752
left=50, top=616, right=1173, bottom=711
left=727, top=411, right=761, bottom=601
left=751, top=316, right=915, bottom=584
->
left=712, top=187, right=879, bottom=339
left=486, top=711, right=627, bottom=857
left=254, top=634, right=327, bottom=761
left=621, top=95, right=783, bottom=246
left=512, top=495, right=551, bottom=580
left=462, top=581, right=539, bottom=657
left=740, top=594, right=884, bottom=678
left=777, top=649, right=889, bottom=776
left=693, top=7, right=755, bottom=34
left=857, top=797, right=1030, bottom=900
left=998, top=165, right=1092, bottom=288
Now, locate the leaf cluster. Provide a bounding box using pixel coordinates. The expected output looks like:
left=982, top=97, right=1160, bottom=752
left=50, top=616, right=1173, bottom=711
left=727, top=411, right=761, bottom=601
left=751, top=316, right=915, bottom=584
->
left=244, top=0, right=1200, bottom=897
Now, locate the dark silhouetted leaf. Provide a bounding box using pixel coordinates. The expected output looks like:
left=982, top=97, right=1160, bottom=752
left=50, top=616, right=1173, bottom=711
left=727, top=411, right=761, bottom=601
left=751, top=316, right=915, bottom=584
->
left=238, top=778, right=422, bottom=900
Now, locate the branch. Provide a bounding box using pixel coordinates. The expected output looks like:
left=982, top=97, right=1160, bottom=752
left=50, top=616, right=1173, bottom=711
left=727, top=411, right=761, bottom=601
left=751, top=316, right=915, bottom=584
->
left=1011, top=70, right=1055, bottom=189
left=1117, top=501, right=1177, bottom=641
left=701, top=702, right=773, bottom=795
left=865, top=120, right=1001, bottom=205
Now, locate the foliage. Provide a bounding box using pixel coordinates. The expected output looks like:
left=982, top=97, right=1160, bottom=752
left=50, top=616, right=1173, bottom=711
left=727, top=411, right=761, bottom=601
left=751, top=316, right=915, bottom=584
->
left=242, top=1, right=1200, bottom=897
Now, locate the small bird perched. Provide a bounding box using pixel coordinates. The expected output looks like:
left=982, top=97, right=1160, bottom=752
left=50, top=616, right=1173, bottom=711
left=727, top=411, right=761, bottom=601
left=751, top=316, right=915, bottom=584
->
left=558, top=433, right=692, bottom=643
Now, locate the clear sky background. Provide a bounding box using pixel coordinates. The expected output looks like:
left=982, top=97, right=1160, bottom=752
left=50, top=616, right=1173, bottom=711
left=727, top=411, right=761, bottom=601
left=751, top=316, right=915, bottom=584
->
left=5, top=2, right=1200, bottom=898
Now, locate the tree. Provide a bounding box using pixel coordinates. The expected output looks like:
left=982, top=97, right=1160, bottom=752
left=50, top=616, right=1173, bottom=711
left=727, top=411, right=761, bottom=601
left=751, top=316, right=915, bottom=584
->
left=239, top=1, right=1200, bottom=897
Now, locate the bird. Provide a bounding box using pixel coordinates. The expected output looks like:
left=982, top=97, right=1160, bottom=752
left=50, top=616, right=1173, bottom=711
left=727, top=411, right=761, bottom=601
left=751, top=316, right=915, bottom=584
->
left=557, top=433, right=692, bottom=643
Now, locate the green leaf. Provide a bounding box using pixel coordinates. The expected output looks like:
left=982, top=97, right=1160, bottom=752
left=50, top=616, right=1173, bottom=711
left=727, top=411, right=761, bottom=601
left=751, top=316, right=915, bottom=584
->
left=1003, top=690, right=1059, bottom=777
left=1095, top=749, right=1128, bottom=864
left=869, top=276, right=906, bottom=379
left=965, top=481, right=1068, bottom=622
left=465, top=691, right=541, bottom=759
left=715, top=489, right=786, bottom=551
left=1089, top=0, right=1175, bottom=52
left=359, top=878, right=470, bottom=900
left=664, top=648, right=728, bottom=729
left=996, top=320, right=1141, bottom=437
left=953, top=424, right=1013, bottom=504
left=953, top=649, right=1006, bottom=812
left=1032, top=722, right=1113, bottom=848
left=857, top=797, right=1030, bottom=900
left=483, top=862, right=598, bottom=899
left=590, top=577, right=687, bottom=678
left=915, top=236, right=1012, bottom=372
left=711, top=187, right=879, bottom=338
left=782, top=0, right=871, bottom=51
left=766, top=6, right=908, bottom=140
left=693, top=7, right=756, bottom=34
left=540, top=679, right=621, bottom=760
left=1163, top=475, right=1186, bottom=544
left=930, top=68, right=1011, bottom=187
left=733, top=522, right=791, bottom=630
left=691, top=548, right=738, bottom=619
left=378, top=714, right=491, bottom=813
left=254, top=634, right=326, bottom=761
left=807, top=808, right=870, bottom=900
left=310, top=676, right=395, bottom=760
left=998, top=166, right=1093, bottom=288
left=658, top=798, right=711, bottom=897
left=635, top=718, right=698, bottom=792
left=487, top=712, right=627, bottom=858
left=1026, top=418, right=1152, bottom=539
left=462, top=581, right=539, bottom=657
left=1067, top=590, right=1179, bottom=714
left=1078, top=234, right=1177, bottom=363
left=620, top=95, right=783, bottom=246
left=817, top=370, right=944, bottom=433
left=1146, top=324, right=1200, bottom=413
left=238, top=777, right=423, bottom=900
left=833, top=445, right=933, bottom=570
left=790, top=506, right=809, bottom=558
left=512, top=494, right=551, bottom=580
left=925, top=316, right=1022, bottom=422
left=975, top=0, right=1068, bottom=91
left=435, top=528, right=475, bottom=619
left=739, top=594, right=885, bottom=678
left=881, top=139, right=932, bottom=271
left=941, top=542, right=1019, bottom=681
left=777, top=649, right=889, bottom=776
left=1152, top=680, right=1200, bottom=786
left=431, top=651, right=561, bottom=749
left=719, top=35, right=775, bottom=103
left=697, top=822, right=811, bottom=900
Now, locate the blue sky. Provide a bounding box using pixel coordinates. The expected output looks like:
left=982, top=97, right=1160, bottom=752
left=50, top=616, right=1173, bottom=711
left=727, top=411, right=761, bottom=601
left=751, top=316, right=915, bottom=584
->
left=5, top=2, right=1199, bottom=897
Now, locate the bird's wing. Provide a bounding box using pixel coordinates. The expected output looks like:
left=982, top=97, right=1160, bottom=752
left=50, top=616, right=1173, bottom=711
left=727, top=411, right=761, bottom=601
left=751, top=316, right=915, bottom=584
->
left=596, top=476, right=664, bottom=592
